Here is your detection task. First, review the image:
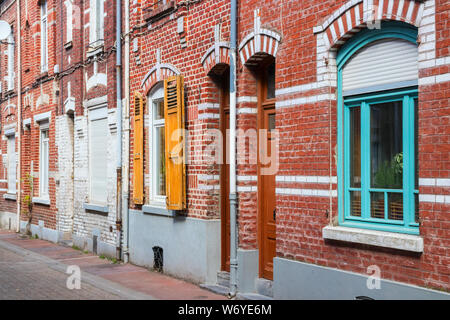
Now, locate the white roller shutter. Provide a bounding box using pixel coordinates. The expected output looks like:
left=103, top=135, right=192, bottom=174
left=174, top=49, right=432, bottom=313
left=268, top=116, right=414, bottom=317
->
left=40, top=129, right=49, bottom=197
left=89, top=116, right=108, bottom=204
left=7, top=136, right=16, bottom=193
left=342, top=38, right=418, bottom=96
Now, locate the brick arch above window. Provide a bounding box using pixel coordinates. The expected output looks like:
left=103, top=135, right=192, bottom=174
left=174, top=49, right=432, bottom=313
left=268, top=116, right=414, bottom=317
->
left=201, top=42, right=230, bottom=76
left=238, top=29, right=281, bottom=66
left=313, top=0, right=425, bottom=51
left=141, top=64, right=181, bottom=96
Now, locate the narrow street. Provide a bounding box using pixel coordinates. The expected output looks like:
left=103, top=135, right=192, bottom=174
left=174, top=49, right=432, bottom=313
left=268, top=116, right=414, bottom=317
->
left=0, top=230, right=225, bottom=300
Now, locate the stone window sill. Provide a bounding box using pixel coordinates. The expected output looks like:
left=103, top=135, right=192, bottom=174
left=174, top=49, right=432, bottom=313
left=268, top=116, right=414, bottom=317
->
left=142, top=204, right=174, bottom=217
left=83, top=202, right=108, bottom=213
left=64, top=41, right=73, bottom=50
left=3, top=193, right=17, bottom=201
left=322, top=226, right=423, bottom=253
left=144, top=0, right=175, bottom=22
left=87, top=43, right=104, bottom=58
left=32, top=197, right=51, bottom=206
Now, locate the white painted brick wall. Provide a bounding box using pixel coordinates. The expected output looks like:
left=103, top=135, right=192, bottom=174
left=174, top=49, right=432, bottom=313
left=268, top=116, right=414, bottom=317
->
left=72, top=110, right=118, bottom=247
left=55, top=115, right=74, bottom=234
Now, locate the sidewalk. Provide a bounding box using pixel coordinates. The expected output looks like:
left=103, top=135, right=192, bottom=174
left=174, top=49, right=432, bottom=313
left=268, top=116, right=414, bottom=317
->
left=0, top=230, right=226, bottom=300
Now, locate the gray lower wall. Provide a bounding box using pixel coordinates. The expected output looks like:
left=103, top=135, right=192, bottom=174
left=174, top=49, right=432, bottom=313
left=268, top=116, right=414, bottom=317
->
left=20, top=221, right=62, bottom=244
left=0, top=211, right=17, bottom=231
left=73, top=233, right=117, bottom=258
left=129, top=209, right=221, bottom=284
left=274, top=257, right=450, bottom=300
left=237, top=249, right=259, bottom=293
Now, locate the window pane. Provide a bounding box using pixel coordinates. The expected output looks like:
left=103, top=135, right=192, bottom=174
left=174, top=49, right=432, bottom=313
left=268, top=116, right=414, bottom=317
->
left=155, top=126, right=166, bottom=196
left=370, top=192, right=384, bottom=219
left=371, top=101, right=403, bottom=189
left=154, top=100, right=164, bottom=120
left=415, top=193, right=419, bottom=224
left=350, top=106, right=361, bottom=188
left=388, top=193, right=403, bottom=220
left=266, top=62, right=275, bottom=100
left=350, top=191, right=361, bottom=217
left=268, top=113, right=275, bottom=131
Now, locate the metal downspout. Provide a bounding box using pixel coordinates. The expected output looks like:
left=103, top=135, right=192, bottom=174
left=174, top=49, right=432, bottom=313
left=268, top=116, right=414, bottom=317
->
left=115, top=0, right=123, bottom=260
left=229, top=0, right=238, bottom=298
left=122, top=0, right=130, bottom=263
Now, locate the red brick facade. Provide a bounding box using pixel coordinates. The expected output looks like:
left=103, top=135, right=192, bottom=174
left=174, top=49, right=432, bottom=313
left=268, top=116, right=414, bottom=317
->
left=0, top=0, right=448, bottom=297
left=0, top=0, right=18, bottom=224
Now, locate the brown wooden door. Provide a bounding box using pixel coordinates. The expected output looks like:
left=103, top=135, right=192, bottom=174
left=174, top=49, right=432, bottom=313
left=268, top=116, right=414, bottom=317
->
left=220, top=76, right=230, bottom=272
left=258, top=60, right=276, bottom=280
left=259, top=106, right=276, bottom=280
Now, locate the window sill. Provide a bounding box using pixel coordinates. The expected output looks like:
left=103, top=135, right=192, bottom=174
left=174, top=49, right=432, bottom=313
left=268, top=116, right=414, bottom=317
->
left=3, top=193, right=17, bottom=201
left=142, top=204, right=174, bottom=217
left=322, top=226, right=423, bottom=253
left=87, top=44, right=104, bottom=58
left=64, top=41, right=73, bottom=50
left=32, top=197, right=50, bottom=206
left=83, top=202, right=108, bottom=213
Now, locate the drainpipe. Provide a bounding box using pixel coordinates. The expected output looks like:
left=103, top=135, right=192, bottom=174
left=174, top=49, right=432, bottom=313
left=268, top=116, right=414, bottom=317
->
left=16, top=0, right=22, bottom=233
left=228, top=0, right=238, bottom=298
left=122, top=0, right=130, bottom=263
left=115, top=0, right=123, bottom=260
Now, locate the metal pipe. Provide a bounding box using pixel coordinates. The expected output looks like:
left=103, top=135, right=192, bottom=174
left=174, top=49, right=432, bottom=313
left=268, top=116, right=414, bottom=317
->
left=122, top=0, right=131, bottom=263
left=228, top=0, right=238, bottom=298
left=16, top=0, right=22, bottom=233
left=115, top=0, right=123, bottom=260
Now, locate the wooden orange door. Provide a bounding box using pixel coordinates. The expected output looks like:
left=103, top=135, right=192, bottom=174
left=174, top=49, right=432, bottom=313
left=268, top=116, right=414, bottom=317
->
left=259, top=106, right=276, bottom=280
left=258, top=60, right=276, bottom=280
left=220, top=76, right=230, bottom=272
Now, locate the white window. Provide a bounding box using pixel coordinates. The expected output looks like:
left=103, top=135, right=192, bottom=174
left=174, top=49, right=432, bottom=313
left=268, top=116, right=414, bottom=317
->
left=7, top=29, right=14, bottom=91
left=40, top=0, right=48, bottom=72
left=149, top=85, right=166, bottom=205
left=89, top=0, right=104, bottom=46
left=65, top=0, right=73, bottom=43
left=39, top=126, right=49, bottom=198
left=89, top=107, right=108, bottom=204
left=7, top=135, right=16, bottom=194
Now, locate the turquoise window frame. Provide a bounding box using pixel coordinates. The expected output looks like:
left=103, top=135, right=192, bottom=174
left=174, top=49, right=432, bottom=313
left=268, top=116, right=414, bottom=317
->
left=337, top=22, right=419, bottom=235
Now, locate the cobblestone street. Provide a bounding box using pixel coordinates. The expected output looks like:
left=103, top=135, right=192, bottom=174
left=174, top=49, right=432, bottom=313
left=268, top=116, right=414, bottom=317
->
left=0, top=230, right=225, bottom=300
left=0, top=244, right=121, bottom=300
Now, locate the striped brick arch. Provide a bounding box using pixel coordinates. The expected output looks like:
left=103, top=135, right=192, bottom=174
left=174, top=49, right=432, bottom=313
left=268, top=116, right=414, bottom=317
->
left=201, top=42, right=230, bottom=76
left=141, top=63, right=180, bottom=95
left=314, top=0, right=425, bottom=51
left=239, top=29, right=281, bottom=66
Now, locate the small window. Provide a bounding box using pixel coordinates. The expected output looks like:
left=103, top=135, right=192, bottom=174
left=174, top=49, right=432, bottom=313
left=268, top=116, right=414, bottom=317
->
left=149, top=85, right=166, bottom=204
left=7, top=28, right=14, bottom=91
left=40, top=1, right=48, bottom=72
left=65, top=0, right=73, bottom=43
left=266, top=62, right=275, bottom=100
left=7, top=135, right=16, bottom=194
left=39, top=127, right=49, bottom=198
left=89, top=108, right=108, bottom=204
left=89, top=0, right=104, bottom=46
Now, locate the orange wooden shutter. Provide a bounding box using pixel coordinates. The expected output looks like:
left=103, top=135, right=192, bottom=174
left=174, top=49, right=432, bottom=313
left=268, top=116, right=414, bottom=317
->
left=133, top=92, right=144, bottom=205
left=164, top=75, right=186, bottom=211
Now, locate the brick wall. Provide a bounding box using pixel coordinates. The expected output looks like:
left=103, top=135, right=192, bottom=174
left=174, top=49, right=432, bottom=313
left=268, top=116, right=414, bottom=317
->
left=235, top=0, right=449, bottom=291
left=0, top=0, right=18, bottom=219
left=128, top=0, right=231, bottom=219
